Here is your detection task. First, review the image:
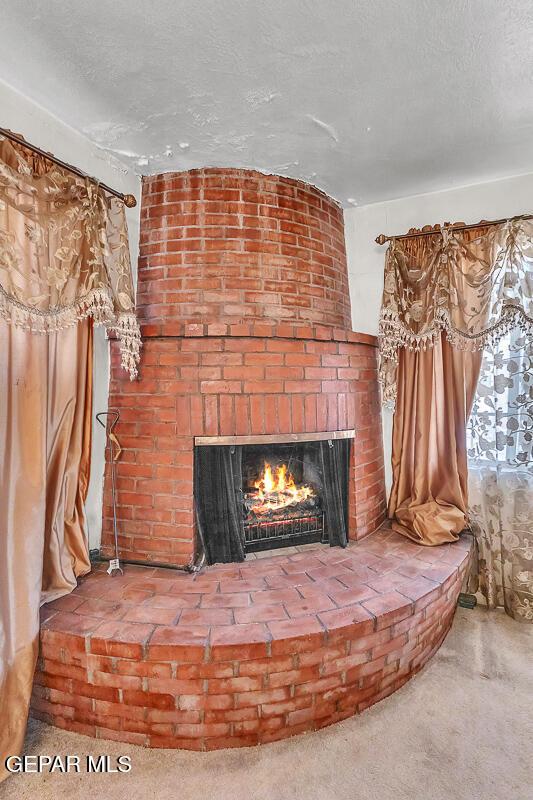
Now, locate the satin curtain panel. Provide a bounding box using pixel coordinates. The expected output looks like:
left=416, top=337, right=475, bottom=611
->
left=388, top=333, right=482, bottom=544
left=0, top=320, right=92, bottom=782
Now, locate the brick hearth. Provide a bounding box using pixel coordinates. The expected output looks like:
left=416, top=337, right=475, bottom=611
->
left=34, top=529, right=472, bottom=748
left=101, top=168, right=386, bottom=566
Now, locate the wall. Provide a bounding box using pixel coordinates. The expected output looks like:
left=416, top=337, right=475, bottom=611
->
left=0, top=78, right=141, bottom=548
left=344, top=170, right=533, bottom=493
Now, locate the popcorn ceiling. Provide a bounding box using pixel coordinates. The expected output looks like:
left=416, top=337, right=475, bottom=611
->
left=1, top=0, right=532, bottom=206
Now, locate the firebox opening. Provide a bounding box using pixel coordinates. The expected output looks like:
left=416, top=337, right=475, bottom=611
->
left=242, top=443, right=326, bottom=552
left=194, top=436, right=351, bottom=565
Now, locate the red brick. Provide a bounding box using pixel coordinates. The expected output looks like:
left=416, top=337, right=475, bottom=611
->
left=234, top=604, right=288, bottom=624
left=147, top=626, right=208, bottom=661
left=318, top=604, right=375, bottom=639
left=115, top=660, right=173, bottom=678
left=207, top=676, right=262, bottom=694
left=268, top=617, right=325, bottom=655
left=238, top=655, right=294, bottom=676
left=234, top=687, right=289, bottom=708
left=90, top=621, right=155, bottom=659
left=210, top=624, right=271, bottom=661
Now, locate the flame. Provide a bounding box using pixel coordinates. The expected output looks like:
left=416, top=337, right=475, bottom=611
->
left=250, top=462, right=314, bottom=515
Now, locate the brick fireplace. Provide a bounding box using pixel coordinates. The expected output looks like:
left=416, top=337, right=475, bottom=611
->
left=35, top=170, right=471, bottom=749
left=101, top=169, right=387, bottom=566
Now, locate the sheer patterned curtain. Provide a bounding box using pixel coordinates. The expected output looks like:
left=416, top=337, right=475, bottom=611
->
left=467, top=330, right=533, bottom=621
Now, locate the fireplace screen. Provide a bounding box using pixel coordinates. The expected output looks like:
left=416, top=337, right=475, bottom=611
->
left=194, top=437, right=350, bottom=565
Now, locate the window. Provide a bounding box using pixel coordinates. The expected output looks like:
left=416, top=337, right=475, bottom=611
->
left=467, top=329, right=533, bottom=466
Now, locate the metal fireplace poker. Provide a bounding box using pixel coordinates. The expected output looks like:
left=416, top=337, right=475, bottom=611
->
left=96, top=409, right=123, bottom=576
left=95, top=410, right=204, bottom=575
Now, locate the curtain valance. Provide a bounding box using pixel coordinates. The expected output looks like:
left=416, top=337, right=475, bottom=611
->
left=0, top=134, right=140, bottom=378
left=379, top=218, right=533, bottom=404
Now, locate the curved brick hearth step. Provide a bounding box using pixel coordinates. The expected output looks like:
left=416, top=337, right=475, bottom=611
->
left=33, top=528, right=472, bottom=750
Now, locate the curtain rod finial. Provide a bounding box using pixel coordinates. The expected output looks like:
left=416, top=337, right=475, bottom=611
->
left=123, top=194, right=137, bottom=208
left=375, top=234, right=388, bottom=245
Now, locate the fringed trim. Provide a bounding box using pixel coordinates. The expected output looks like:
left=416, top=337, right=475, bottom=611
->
left=379, top=304, right=533, bottom=355
left=378, top=304, right=533, bottom=407
left=0, top=285, right=141, bottom=379
left=0, top=284, right=114, bottom=331
left=380, top=383, right=397, bottom=410
left=107, top=313, right=142, bottom=381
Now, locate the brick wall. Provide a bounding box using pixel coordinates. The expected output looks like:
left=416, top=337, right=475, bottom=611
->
left=101, top=331, right=386, bottom=565
left=137, top=169, right=351, bottom=330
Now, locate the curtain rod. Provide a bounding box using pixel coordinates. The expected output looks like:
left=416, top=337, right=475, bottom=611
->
left=0, top=127, right=137, bottom=208
left=375, top=213, right=533, bottom=245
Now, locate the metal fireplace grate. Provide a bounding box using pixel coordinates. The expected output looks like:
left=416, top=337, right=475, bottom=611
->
left=243, top=513, right=325, bottom=551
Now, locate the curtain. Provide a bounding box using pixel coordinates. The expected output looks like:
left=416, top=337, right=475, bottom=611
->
left=388, top=333, right=482, bottom=544
left=380, top=219, right=533, bottom=406
left=195, top=446, right=246, bottom=565
left=320, top=438, right=349, bottom=548
left=467, top=331, right=533, bottom=621
left=0, top=135, right=139, bottom=781
left=379, top=220, right=533, bottom=545
left=0, top=133, right=140, bottom=378
left=0, top=319, right=93, bottom=782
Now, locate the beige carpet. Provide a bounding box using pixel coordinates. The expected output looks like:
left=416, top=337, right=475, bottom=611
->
left=3, top=607, right=532, bottom=800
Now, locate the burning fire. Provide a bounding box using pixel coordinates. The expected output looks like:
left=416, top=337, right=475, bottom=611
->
left=251, top=462, right=314, bottom=515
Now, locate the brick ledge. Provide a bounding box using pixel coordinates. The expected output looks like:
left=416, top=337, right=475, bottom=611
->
left=136, top=322, right=378, bottom=347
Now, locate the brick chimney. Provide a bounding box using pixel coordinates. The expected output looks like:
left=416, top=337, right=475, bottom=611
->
left=101, top=169, right=386, bottom=566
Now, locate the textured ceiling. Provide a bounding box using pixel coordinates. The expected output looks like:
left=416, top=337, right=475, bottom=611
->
left=1, top=0, right=533, bottom=205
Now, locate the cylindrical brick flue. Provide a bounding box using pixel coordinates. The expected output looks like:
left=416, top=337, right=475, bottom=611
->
left=137, top=168, right=351, bottom=331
